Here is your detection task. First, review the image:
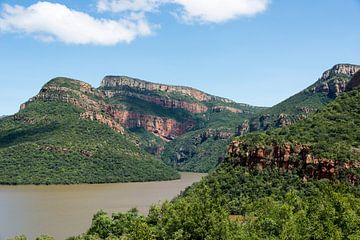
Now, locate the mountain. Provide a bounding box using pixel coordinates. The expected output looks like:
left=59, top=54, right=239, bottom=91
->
left=70, top=70, right=360, bottom=240
left=238, top=64, right=360, bottom=135
left=0, top=78, right=179, bottom=184
left=99, top=76, right=265, bottom=172
left=0, top=75, right=264, bottom=184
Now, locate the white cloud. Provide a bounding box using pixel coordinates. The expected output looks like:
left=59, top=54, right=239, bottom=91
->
left=172, top=0, right=270, bottom=23
left=0, top=1, right=152, bottom=45
left=97, top=0, right=270, bottom=23
left=97, top=0, right=161, bottom=13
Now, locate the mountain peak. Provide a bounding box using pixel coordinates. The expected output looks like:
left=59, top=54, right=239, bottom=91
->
left=320, top=64, right=360, bottom=82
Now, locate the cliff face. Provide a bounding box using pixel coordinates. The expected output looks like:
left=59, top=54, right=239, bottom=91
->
left=104, top=90, right=209, bottom=113
left=101, top=76, right=234, bottom=103
left=21, top=79, right=194, bottom=140
left=313, top=64, right=360, bottom=98
left=226, top=140, right=360, bottom=184
left=320, top=64, right=360, bottom=82
left=110, top=110, right=193, bottom=140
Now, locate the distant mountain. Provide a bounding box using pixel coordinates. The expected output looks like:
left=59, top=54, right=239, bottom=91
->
left=238, top=64, right=360, bottom=135
left=0, top=78, right=179, bottom=184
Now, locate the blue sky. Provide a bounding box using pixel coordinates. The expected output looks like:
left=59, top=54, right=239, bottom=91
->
left=0, top=0, right=359, bottom=115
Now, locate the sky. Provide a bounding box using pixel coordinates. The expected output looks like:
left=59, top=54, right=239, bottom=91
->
left=0, top=0, right=359, bottom=115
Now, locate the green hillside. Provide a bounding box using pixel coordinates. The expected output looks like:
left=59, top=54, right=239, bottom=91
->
left=68, top=76, right=360, bottom=240
left=244, top=64, right=360, bottom=133
left=0, top=78, right=179, bottom=184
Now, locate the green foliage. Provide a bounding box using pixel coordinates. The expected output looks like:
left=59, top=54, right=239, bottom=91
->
left=102, top=77, right=263, bottom=173
left=248, top=73, right=354, bottom=133
left=235, top=88, right=360, bottom=162
left=0, top=101, right=179, bottom=184
left=161, top=110, right=255, bottom=172
left=72, top=182, right=239, bottom=240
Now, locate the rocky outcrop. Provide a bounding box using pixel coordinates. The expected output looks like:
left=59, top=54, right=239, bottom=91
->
left=104, top=91, right=209, bottom=113
left=110, top=110, right=193, bottom=141
left=346, top=71, right=360, bottom=91
left=313, top=64, right=360, bottom=98
left=80, top=111, right=124, bottom=134
left=212, top=106, right=243, bottom=113
left=193, top=129, right=232, bottom=145
left=275, top=113, right=292, bottom=128
left=320, top=64, right=360, bottom=81
left=101, top=76, right=234, bottom=103
left=236, top=120, right=249, bottom=136
left=226, top=140, right=360, bottom=184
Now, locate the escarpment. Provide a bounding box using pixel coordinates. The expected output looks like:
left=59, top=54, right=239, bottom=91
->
left=101, top=76, right=234, bottom=103
left=226, top=140, right=360, bottom=184
left=103, top=90, right=209, bottom=113
left=238, top=64, right=360, bottom=135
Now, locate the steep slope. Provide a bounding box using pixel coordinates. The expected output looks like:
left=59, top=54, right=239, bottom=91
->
left=203, top=77, right=360, bottom=214
left=0, top=78, right=179, bottom=184
left=99, top=76, right=265, bottom=172
left=238, top=64, right=360, bottom=134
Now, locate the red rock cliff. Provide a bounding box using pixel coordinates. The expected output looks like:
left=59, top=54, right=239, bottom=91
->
left=226, top=140, right=360, bottom=184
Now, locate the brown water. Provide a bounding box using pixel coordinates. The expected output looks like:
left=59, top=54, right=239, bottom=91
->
left=0, top=172, right=206, bottom=240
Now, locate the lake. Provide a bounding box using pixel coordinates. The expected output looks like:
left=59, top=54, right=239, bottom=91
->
left=0, top=172, right=206, bottom=240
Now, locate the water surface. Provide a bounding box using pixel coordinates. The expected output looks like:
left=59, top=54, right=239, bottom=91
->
left=0, top=172, right=206, bottom=240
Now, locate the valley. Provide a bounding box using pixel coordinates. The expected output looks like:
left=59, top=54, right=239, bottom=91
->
left=1, top=64, right=360, bottom=240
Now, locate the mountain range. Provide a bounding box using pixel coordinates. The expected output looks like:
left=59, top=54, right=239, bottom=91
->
left=0, top=64, right=359, bottom=184
left=72, top=68, right=360, bottom=239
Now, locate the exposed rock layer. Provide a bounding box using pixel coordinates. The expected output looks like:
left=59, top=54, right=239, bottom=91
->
left=101, top=76, right=234, bottom=103
left=226, top=140, right=360, bottom=184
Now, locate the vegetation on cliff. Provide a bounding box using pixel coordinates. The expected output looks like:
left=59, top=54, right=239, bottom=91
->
left=0, top=78, right=179, bottom=184
left=242, top=64, right=360, bottom=134
left=100, top=75, right=264, bottom=172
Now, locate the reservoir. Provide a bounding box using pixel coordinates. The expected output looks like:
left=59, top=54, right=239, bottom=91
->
left=0, top=172, right=206, bottom=240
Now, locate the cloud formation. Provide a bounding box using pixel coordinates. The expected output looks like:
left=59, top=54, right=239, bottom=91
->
left=0, top=1, right=152, bottom=45
left=97, top=0, right=270, bottom=23
left=0, top=0, right=270, bottom=45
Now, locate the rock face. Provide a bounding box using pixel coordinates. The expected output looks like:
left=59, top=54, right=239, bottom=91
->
left=313, top=64, right=360, bottom=98
left=104, top=91, right=209, bottom=113
left=320, top=64, right=360, bottom=81
left=346, top=70, right=360, bottom=91
left=101, top=76, right=234, bottom=103
left=21, top=80, right=126, bottom=134
left=22, top=79, right=195, bottom=140
left=111, top=110, right=193, bottom=140
left=226, top=140, right=360, bottom=184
